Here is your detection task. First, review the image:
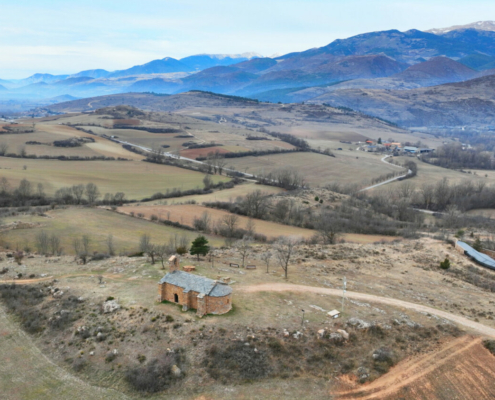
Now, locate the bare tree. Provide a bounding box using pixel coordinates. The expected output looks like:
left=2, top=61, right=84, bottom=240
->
left=203, top=174, right=213, bottom=190
left=35, top=230, right=50, bottom=255
left=419, top=183, right=435, bottom=210
left=49, top=234, right=61, bottom=256
left=222, top=214, right=239, bottom=241
left=274, top=236, right=301, bottom=279
left=316, top=212, right=340, bottom=244
left=244, top=190, right=269, bottom=219
left=398, top=181, right=415, bottom=199
left=235, top=236, right=252, bottom=267
left=0, top=142, right=8, bottom=156
left=155, top=244, right=169, bottom=269
left=73, top=237, right=87, bottom=264
left=106, top=234, right=115, bottom=256
left=82, top=235, right=91, bottom=255
left=37, top=183, right=45, bottom=199
left=193, top=211, right=211, bottom=232
left=0, top=177, right=10, bottom=194
left=18, top=145, right=26, bottom=158
left=216, top=156, right=227, bottom=175
left=245, top=218, right=256, bottom=237
left=72, top=184, right=85, bottom=204
left=85, top=183, right=100, bottom=204
left=139, top=233, right=156, bottom=264
left=261, top=251, right=272, bottom=273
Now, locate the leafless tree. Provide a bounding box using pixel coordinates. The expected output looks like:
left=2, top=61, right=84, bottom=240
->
left=274, top=236, right=301, bottom=279
left=139, top=234, right=157, bottom=264
left=49, top=234, right=61, bottom=256
left=235, top=236, right=252, bottom=267
left=0, top=142, right=8, bottom=156
left=85, top=183, right=100, bottom=204
left=37, top=183, right=45, bottom=198
left=398, top=181, right=415, bottom=199
left=155, top=244, right=169, bottom=269
left=316, top=213, right=341, bottom=244
left=245, top=218, right=256, bottom=237
left=261, top=251, right=272, bottom=273
left=203, top=174, right=213, bottom=190
left=18, top=145, right=26, bottom=158
left=193, top=211, right=211, bottom=232
left=222, top=214, right=239, bottom=245
left=244, top=190, right=269, bottom=219
left=216, top=156, right=227, bottom=175
left=419, top=183, right=435, bottom=210
left=106, top=234, right=115, bottom=256
left=72, top=184, right=85, bottom=204
left=82, top=235, right=91, bottom=255
left=35, top=230, right=50, bottom=255
left=97, top=275, right=104, bottom=284
left=0, top=177, right=10, bottom=194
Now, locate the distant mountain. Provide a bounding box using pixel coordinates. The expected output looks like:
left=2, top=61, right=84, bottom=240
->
left=69, top=69, right=110, bottom=79
left=458, top=54, right=495, bottom=70
left=306, top=74, right=495, bottom=127
left=179, top=53, right=261, bottom=71
left=107, top=57, right=194, bottom=78
left=427, top=21, right=495, bottom=35
left=0, top=84, right=6, bottom=91
left=14, top=73, right=69, bottom=86
left=391, top=56, right=477, bottom=85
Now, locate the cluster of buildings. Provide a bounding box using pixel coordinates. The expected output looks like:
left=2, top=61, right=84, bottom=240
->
left=363, top=139, right=434, bottom=155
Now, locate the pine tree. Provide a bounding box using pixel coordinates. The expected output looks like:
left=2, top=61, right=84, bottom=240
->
left=472, top=237, right=483, bottom=252
left=190, top=236, right=210, bottom=261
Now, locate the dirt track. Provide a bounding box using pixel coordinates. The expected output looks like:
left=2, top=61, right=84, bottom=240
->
left=239, top=283, right=495, bottom=338
left=334, top=336, right=495, bottom=399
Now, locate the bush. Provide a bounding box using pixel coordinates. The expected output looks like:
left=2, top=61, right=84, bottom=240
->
left=484, top=340, right=495, bottom=355
left=440, top=258, right=451, bottom=270
left=125, top=352, right=184, bottom=393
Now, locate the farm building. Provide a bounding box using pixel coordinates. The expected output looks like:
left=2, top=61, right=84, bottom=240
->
left=454, top=240, right=495, bottom=271
left=157, top=256, right=232, bottom=316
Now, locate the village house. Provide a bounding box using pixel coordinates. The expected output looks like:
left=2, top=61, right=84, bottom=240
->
left=157, top=256, right=233, bottom=316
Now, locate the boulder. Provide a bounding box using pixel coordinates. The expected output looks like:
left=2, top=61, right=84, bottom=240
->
left=337, top=329, right=349, bottom=340
left=171, top=365, right=181, bottom=377
left=317, top=329, right=326, bottom=339
left=103, top=300, right=120, bottom=313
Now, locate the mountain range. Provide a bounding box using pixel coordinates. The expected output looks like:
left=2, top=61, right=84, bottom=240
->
left=3, top=21, right=495, bottom=128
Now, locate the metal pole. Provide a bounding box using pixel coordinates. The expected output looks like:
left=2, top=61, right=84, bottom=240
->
left=342, top=277, right=346, bottom=315
left=301, top=309, right=305, bottom=327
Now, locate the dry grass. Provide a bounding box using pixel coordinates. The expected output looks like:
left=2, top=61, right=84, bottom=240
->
left=1, top=207, right=223, bottom=254
left=225, top=152, right=398, bottom=186
left=0, top=157, right=228, bottom=200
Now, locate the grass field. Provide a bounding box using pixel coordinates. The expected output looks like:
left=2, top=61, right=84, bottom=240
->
left=225, top=151, right=398, bottom=187
left=1, top=208, right=223, bottom=254
left=118, top=204, right=399, bottom=244
left=147, top=182, right=285, bottom=205
left=0, top=157, right=228, bottom=200
left=383, top=157, right=495, bottom=192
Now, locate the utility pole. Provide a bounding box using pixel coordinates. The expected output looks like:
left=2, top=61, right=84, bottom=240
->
left=342, top=276, right=346, bottom=315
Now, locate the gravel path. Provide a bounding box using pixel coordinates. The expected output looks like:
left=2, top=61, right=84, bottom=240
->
left=239, top=283, right=495, bottom=338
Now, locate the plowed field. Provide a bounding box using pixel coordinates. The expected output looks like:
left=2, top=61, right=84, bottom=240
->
left=334, top=336, right=495, bottom=400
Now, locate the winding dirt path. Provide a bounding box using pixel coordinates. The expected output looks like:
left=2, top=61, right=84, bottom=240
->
left=239, top=283, right=495, bottom=338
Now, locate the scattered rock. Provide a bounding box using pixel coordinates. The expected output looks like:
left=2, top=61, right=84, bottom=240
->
left=347, top=318, right=371, bottom=330
left=293, top=331, right=303, bottom=339
left=103, top=300, right=120, bottom=313
left=317, top=329, right=326, bottom=339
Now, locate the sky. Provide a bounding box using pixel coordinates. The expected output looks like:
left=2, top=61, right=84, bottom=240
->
left=1, top=0, right=495, bottom=79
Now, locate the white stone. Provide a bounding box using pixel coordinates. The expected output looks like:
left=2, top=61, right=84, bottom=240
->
left=337, top=329, right=349, bottom=340
left=103, top=300, right=120, bottom=313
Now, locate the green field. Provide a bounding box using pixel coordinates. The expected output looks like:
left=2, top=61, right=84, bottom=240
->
left=0, top=157, right=228, bottom=200
left=1, top=208, right=224, bottom=254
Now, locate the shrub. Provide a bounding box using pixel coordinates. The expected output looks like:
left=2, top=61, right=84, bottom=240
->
left=165, top=315, right=174, bottom=322
left=440, top=258, right=451, bottom=270
left=125, top=352, right=184, bottom=393
left=105, top=351, right=118, bottom=363
left=484, top=340, right=495, bottom=355
left=176, top=246, right=187, bottom=255
left=106, top=296, right=115, bottom=301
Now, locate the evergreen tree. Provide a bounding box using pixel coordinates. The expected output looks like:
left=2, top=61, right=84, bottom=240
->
left=190, top=236, right=210, bottom=261
left=473, top=237, right=483, bottom=252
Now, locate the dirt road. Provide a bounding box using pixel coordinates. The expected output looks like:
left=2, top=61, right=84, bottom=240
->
left=239, top=283, right=495, bottom=338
